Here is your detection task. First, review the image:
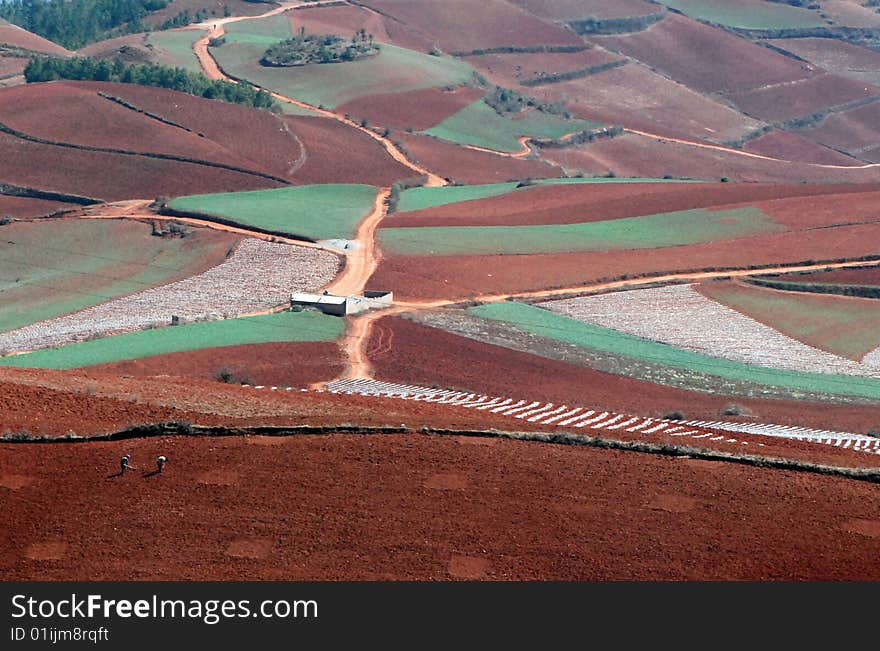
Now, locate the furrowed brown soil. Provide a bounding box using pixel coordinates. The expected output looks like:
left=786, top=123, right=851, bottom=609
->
left=767, top=37, right=880, bottom=86
left=758, top=189, right=880, bottom=228
left=144, top=0, right=276, bottom=27
left=0, top=196, right=78, bottom=218
left=77, top=33, right=154, bottom=63
left=90, top=342, right=346, bottom=388
left=284, top=115, right=414, bottom=185
left=2, top=433, right=879, bottom=580
left=386, top=182, right=879, bottom=228
left=0, top=131, right=283, bottom=201
left=287, top=3, right=395, bottom=45
left=370, top=316, right=880, bottom=458
left=0, top=82, right=285, bottom=176
left=462, top=48, right=623, bottom=88
left=804, top=102, right=880, bottom=160
left=336, top=85, right=484, bottom=132
left=594, top=14, right=813, bottom=95
left=360, top=0, right=583, bottom=52
left=541, top=132, right=880, bottom=183
left=510, top=0, right=659, bottom=20
left=394, top=132, right=563, bottom=184
left=0, top=56, right=26, bottom=79
left=0, top=19, right=72, bottom=56
left=372, top=223, right=880, bottom=300
left=728, top=74, right=880, bottom=123
left=745, top=130, right=862, bottom=166
left=75, top=81, right=304, bottom=181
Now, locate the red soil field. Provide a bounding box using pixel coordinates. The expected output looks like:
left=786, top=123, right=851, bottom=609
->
left=91, top=342, right=346, bottom=388
left=336, top=85, right=484, bottom=132
left=3, top=433, right=879, bottom=580
left=767, top=37, right=880, bottom=86
left=0, top=82, right=286, bottom=176
left=745, top=130, right=863, bottom=166
left=287, top=3, right=404, bottom=47
left=781, top=266, right=880, bottom=286
left=527, top=63, right=762, bottom=143
left=0, top=129, right=283, bottom=201
left=0, top=56, right=26, bottom=79
left=77, top=81, right=305, bottom=182
left=0, top=19, right=71, bottom=56
left=758, top=189, right=880, bottom=228
left=594, top=14, right=812, bottom=95
left=144, top=0, right=276, bottom=27
left=728, top=74, right=880, bottom=122
left=394, top=131, right=563, bottom=184
left=284, top=115, right=414, bottom=185
left=540, top=132, right=880, bottom=183
left=814, top=0, right=880, bottom=28
left=360, top=0, right=583, bottom=53
left=77, top=33, right=153, bottom=62
left=509, top=0, right=659, bottom=20
left=372, top=223, right=880, bottom=300
left=804, top=102, right=880, bottom=160
left=461, top=48, right=623, bottom=89
left=370, top=316, right=880, bottom=462
left=0, top=196, right=78, bottom=218
left=386, top=182, right=879, bottom=228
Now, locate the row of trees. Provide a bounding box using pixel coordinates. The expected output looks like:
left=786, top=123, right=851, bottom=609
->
left=25, top=56, right=276, bottom=110
left=0, top=0, right=170, bottom=49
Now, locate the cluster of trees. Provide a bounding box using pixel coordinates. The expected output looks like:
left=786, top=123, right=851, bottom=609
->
left=260, top=28, right=378, bottom=67
left=484, top=85, right=569, bottom=118
left=0, top=0, right=169, bottom=49
left=24, top=56, right=276, bottom=109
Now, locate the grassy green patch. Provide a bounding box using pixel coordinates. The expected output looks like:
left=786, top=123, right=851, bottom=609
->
left=0, top=220, right=234, bottom=333
left=168, top=184, right=377, bottom=241
left=223, top=13, right=293, bottom=42
left=468, top=302, right=880, bottom=400
left=423, top=100, right=602, bottom=153
left=211, top=41, right=472, bottom=108
left=0, top=311, right=344, bottom=370
left=148, top=29, right=205, bottom=74
left=380, top=207, right=783, bottom=256
left=656, top=0, right=826, bottom=29
left=397, top=177, right=699, bottom=213
left=699, top=282, right=880, bottom=361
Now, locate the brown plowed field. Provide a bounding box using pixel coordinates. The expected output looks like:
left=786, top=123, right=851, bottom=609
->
left=728, top=74, right=880, bottom=122
left=74, top=81, right=305, bottom=181
left=77, top=33, right=153, bottom=62
left=394, top=132, right=563, bottom=184
left=0, top=131, right=283, bottom=201
left=284, top=115, right=427, bottom=185
left=594, top=14, right=812, bottom=95
left=0, top=82, right=284, bottom=176
left=360, top=0, right=583, bottom=52
left=336, top=85, right=484, bottom=132
left=145, top=0, right=276, bottom=27
left=3, top=433, right=879, bottom=580
left=510, top=0, right=659, bottom=20
left=0, top=19, right=71, bottom=56
left=0, top=196, right=78, bottom=218
left=287, top=4, right=397, bottom=45
left=386, top=182, right=879, bottom=228
left=369, top=316, right=880, bottom=464
left=372, top=223, right=880, bottom=300
left=526, top=63, right=762, bottom=143
left=540, top=132, right=880, bottom=183
left=803, top=102, right=880, bottom=159
left=781, top=266, right=880, bottom=286
left=768, top=37, right=880, bottom=86
left=0, top=56, right=26, bottom=78
left=90, top=342, right=346, bottom=388
left=757, top=189, right=880, bottom=228
left=813, top=0, right=880, bottom=28
left=461, top=48, right=623, bottom=88
left=745, top=130, right=862, bottom=166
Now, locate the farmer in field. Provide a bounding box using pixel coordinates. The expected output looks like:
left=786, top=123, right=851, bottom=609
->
left=156, top=455, right=167, bottom=474
left=120, top=453, right=135, bottom=475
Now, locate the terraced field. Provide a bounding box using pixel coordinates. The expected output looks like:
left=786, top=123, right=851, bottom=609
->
left=168, top=184, right=377, bottom=240
left=0, top=238, right=338, bottom=355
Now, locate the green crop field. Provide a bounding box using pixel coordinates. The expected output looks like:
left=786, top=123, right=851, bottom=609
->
left=168, top=184, right=377, bottom=241
left=0, top=220, right=236, bottom=334
left=468, top=302, right=880, bottom=400
left=211, top=41, right=472, bottom=108
left=148, top=30, right=206, bottom=74
left=699, top=282, right=880, bottom=361
left=0, top=311, right=344, bottom=370
left=223, top=13, right=293, bottom=43
left=656, top=0, right=826, bottom=29
left=396, top=177, right=698, bottom=213
left=422, top=100, right=603, bottom=153
left=380, top=207, right=783, bottom=256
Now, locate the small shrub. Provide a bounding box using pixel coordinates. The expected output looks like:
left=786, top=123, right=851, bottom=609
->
left=663, top=411, right=685, bottom=421
left=0, top=215, right=13, bottom=225
left=721, top=404, right=746, bottom=416
left=217, top=367, right=234, bottom=383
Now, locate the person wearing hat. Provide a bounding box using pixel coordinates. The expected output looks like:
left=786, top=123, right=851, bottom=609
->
left=156, top=455, right=167, bottom=474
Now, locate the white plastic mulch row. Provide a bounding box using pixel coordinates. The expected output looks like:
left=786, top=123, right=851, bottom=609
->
left=0, top=239, right=339, bottom=353
left=320, top=378, right=880, bottom=456
left=540, top=284, right=880, bottom=378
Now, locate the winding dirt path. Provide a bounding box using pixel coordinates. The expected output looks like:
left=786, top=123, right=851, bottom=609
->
left=326, top=188, right=391, bottom=296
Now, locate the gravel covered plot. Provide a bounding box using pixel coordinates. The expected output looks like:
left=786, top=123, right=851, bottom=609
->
left=541, top=285, right=880, bottom=378
left=0, top=239, right=339, bottom=353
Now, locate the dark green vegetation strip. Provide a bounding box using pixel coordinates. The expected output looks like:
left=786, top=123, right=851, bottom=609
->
left=520, top=60, right=628, bottom=87
left=0, top=182, right=99, bottom=205
left=0, top=311, right=345, bottom=369
left=468, top=302, right=880, bottom=400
